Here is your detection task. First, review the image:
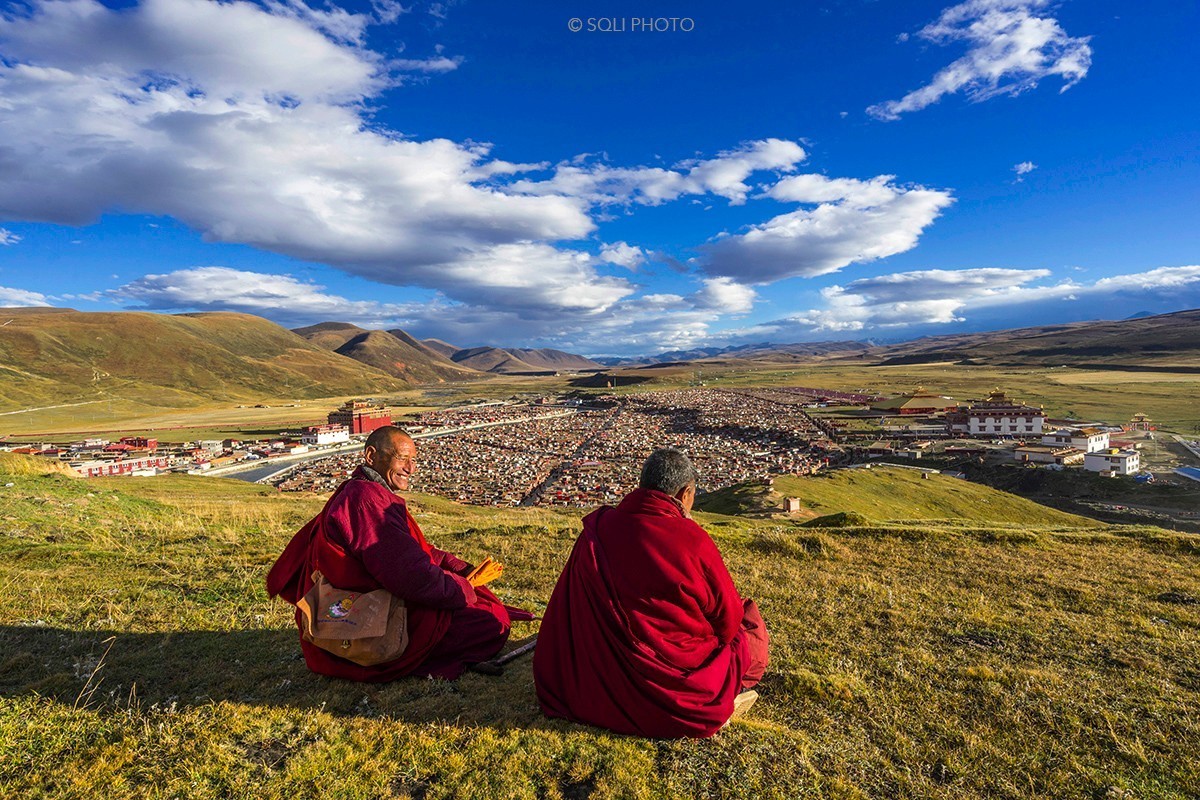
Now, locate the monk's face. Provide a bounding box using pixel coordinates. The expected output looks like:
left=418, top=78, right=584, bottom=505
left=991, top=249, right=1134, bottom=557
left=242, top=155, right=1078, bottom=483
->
left=366, top=434, right=417, bottom=491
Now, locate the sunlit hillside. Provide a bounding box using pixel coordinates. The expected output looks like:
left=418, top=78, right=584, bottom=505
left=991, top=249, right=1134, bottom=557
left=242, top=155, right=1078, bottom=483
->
left=0, top=309, right=406, bottom=412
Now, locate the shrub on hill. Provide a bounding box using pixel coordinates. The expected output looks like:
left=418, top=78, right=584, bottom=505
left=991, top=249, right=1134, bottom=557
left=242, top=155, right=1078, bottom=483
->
left=0, top=452, right=77, bottom=477
left=802, top=510, right=872, bottom=528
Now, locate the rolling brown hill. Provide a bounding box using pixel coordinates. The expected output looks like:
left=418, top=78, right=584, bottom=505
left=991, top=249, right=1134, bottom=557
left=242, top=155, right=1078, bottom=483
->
left=293, top=323, right=483, bottom=383
left=421, top=338, right=461, bottom=359
left=386, top=328, right=458, bottom=363
left=451, top=346, right=541, bottom=373
left=503, top=348, right=602, bottom=371
left=448, top=346, right=601, bottom=374
left=0, top=310, right=405, bottom=411
left=290, top=321, right=365, bottom=351
left=862, top=309, right=1200, bottom=369
left=333, top=330, right=483, bottom=383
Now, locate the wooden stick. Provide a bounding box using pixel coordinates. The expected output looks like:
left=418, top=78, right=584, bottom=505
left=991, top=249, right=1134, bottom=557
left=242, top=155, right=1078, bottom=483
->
left=469, top=635, right=538, bottom=676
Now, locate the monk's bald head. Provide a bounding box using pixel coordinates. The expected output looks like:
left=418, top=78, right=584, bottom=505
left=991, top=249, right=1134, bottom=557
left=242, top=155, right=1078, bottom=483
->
left=363, top=426, right=417, bottom=491
left=364, top=425, right=412, bottom=455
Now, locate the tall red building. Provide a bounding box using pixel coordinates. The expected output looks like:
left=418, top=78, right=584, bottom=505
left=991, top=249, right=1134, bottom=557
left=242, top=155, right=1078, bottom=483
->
left=328, top=400, right=392, bottom=434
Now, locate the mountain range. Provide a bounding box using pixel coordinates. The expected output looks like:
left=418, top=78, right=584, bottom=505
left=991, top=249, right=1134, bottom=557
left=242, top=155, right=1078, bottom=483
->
left=291, top=322, right=603, bottom=376
left=1, top=306, right=1196, bottom=416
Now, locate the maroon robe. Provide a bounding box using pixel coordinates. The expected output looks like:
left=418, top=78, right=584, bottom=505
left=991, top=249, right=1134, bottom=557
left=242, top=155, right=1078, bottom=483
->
left=533, top=488, right=769, bottom=738
left=267, top=467, right=520, bottom=680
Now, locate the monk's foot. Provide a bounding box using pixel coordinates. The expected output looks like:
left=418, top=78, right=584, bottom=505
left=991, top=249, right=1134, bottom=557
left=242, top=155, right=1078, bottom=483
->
left=726, top=690, right=759, bottom=725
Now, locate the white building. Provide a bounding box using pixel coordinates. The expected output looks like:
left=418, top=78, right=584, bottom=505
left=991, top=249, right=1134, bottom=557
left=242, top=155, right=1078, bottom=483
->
left=301, top=424, right=350, bottom=446
left=1014, top=445, right=1084, bottom=465
left=70, top=456, right=170, bottom=477
left=1042, top=427, right=1110, bottom=453
left=1083, top=449, right=1140, bottom=476
left=947, top=390, right=1046, bottom=437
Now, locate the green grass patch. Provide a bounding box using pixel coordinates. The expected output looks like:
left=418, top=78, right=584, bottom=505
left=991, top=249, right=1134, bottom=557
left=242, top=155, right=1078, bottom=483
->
left=699, top=466, right=1098, bottom=528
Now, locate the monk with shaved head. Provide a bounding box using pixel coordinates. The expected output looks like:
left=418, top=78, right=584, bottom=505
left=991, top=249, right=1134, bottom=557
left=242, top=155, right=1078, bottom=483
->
left=269, top=426, right=523, bottom=680
left=534, top=448, right=769, bottom=736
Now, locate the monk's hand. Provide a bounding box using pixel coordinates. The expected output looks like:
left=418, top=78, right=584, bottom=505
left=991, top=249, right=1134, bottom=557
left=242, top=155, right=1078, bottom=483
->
left=466, top=557, right=503, bottom=587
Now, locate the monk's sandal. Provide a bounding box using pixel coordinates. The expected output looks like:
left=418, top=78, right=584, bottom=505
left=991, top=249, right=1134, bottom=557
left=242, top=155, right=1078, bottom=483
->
left=722, top=690, right=759, bottom=728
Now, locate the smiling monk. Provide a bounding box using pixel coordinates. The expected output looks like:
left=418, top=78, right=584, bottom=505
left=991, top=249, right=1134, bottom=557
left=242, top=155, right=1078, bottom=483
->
left=533, top=448, right=769, bottom=737
left=268, top=426, right=523, bottom=680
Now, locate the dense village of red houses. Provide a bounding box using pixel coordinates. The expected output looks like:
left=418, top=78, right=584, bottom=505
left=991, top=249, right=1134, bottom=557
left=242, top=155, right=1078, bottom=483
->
left=0, top=390, right=1158, bottom=482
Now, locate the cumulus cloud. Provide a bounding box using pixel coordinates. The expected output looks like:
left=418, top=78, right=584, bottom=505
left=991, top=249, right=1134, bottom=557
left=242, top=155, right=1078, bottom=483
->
left=702, top=175, right=954, bottom=283
left=0, top=0, right=629, bottom=317
left=512, top=139, right=808, bottom=207
left=868, top=0, right=1092, bottom=120
left=802, top=267, right=1051, bottom=330
left=112, top=267, right=422, bottom=327
left=0, top=285, right=50, bottom=306
left=0, top=228, right=21, bottom=245
left=0, top=0, right=969, bottom=351
left=599, top=241, right=646, bottom=269
left=744, top=265, right=1200, bottom=337
left=105, top=266, right=748, bottom=355
left=691, top=277, right=757, bottom=314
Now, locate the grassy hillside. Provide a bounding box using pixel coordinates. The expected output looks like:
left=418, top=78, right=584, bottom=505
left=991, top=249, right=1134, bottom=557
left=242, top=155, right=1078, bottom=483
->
left=0, top=310, right=406, bottom=413
left=851, top=310, right=1200, bottom=370
left=1, top=456, right=1197, bottom=798
left=697, top=466, right=1096, bottom=527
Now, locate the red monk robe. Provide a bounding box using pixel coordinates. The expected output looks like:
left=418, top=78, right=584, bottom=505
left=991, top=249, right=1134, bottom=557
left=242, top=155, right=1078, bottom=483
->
left=268, top=466, right=522, bottom=680
left=533, top=488, right=769, bottom=738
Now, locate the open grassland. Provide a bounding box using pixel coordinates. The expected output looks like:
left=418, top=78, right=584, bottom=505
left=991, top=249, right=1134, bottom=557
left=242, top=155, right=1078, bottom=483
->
left=601, top=363, right=1200, bottom=433
left=8, top=359, right=1197, bottom=441
left=697, top=467, right=1096, bottom=527
left=2, top=397, right=436, bottom=441
left=1, top=456, right=1198, bottom=799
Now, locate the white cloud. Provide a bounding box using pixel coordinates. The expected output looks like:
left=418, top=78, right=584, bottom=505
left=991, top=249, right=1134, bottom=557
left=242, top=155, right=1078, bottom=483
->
left=0, top=228, right=21, bottom=245
left=512, top=139, right=808, bottom=207
left=0, top=0, right=626, bottom=317
left=745, top=265, right=1200, bottom=337
left=599, top=241, right=646, bottom=269
left=868, top=0, right=1092, bottom=120
left=371, top=0, right=408, bottom=24
left=0, top=285, right=50, bottom=306
left=1088, top=265, right=1200, bottom=293
left=703, top=175, right=954, bottom=283
left=1013, top=161, right=1037, bottom=175
left=806, top=267, right=1052, bottom=330
left=112, top=267, right=422, bottom=327
left=392, top=55, right=461, bottom=73
left=691, top=277, right=757, bottom=314
left=0, top=0, right=971, bottom=351
left=107, top=266, right=744, bottom=355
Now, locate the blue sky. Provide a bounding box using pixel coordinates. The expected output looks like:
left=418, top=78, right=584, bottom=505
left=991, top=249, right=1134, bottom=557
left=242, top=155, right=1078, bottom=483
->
left=0, top=0, right=1197, bottom=355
